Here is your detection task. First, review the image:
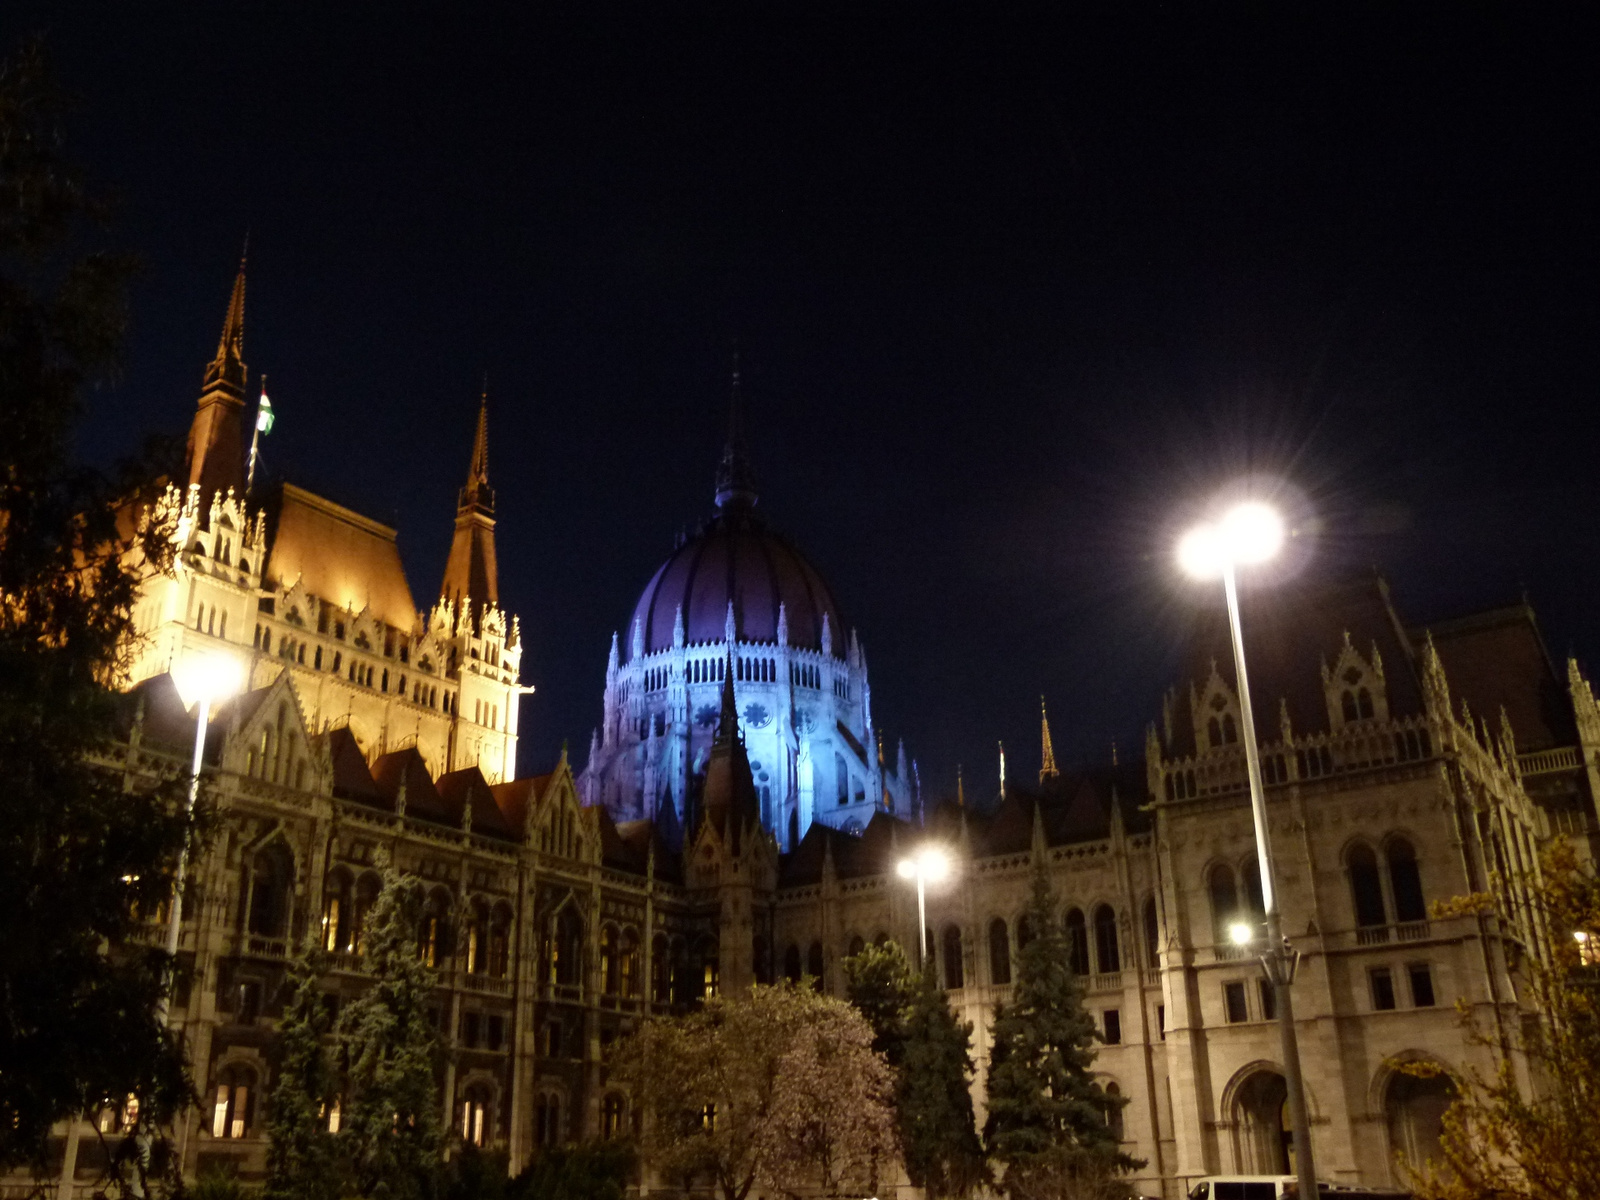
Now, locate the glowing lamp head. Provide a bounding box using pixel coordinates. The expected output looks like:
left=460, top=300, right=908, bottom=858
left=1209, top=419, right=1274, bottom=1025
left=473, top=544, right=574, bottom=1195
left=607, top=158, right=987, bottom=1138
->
left=1229, top=921, right=1255, bottom=947
left=897, top=847, right=951, bottom=882
left=173, top=654, right=244, bottom=708
left=1178, top=502, right=1285, bottom=580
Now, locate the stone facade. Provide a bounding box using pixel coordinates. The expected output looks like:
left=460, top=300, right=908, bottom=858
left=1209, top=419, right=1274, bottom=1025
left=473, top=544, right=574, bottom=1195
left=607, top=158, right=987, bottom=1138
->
left=35, top=265, right=1600, bottom=1196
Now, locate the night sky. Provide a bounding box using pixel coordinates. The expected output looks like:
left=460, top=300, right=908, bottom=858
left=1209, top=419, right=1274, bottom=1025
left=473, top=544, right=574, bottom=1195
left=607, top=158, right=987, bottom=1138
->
left=12, top=7, right=1598, bottom=797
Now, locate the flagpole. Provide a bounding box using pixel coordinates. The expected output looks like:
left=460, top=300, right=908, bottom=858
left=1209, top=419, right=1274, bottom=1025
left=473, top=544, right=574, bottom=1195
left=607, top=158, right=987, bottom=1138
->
left=247, top=375, right=269, bottom=494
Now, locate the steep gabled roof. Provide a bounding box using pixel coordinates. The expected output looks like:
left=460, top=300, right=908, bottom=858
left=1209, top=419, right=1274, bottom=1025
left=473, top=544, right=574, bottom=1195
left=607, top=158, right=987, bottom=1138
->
left=1165, top=571, right=1425, bottom=757
left=113, top=674, right=196, bottom=756
left=438, top=765, right=516, bottom=840
left=1420, top=603, right=1576, bottom=750
left=324, top=726, right=382, bottom=806
left=491, top=773, right=547, bottom=837
left=370, top=747, right=448, bottom=823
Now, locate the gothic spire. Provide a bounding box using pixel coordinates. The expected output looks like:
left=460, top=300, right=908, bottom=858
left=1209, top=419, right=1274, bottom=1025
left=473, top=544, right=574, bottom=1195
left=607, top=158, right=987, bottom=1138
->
left=1040, top=695, right=1059, bottom=781
left=439, top=387, right=500, bottom=616
left=185, top=249, right=250, bottom=501
left=203, top=247, right=248, bottom=398
left=714, top=647, right=739, bottom=749
left=714, top=348, right=759, bottom=511
left=458, top=384, right=495, bottom=517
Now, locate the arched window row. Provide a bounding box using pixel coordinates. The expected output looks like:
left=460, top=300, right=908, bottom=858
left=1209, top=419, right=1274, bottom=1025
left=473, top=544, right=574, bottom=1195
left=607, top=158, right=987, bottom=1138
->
left=790, top=662, right=822, bottom=690
left=320, top=869, right=382, bottom=955
left=600, top=923, right=643, bottom=997
left=1207, top=713, right=1240, bottom=748
left=1347, top=836, right=1427, bottom=930
left=543, top=905, right=585, bottom=988
left=651, top=933, right=696, bottom=1006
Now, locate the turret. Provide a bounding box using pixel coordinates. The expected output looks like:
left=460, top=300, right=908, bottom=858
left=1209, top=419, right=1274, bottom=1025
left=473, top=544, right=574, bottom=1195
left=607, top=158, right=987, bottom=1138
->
left=1040, top=696, right=1059, bottom=781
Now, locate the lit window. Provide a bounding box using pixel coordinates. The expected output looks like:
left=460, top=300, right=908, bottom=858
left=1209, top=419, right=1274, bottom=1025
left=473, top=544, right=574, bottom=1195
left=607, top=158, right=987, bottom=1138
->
left=211, top=1066, right=256, bottom=1139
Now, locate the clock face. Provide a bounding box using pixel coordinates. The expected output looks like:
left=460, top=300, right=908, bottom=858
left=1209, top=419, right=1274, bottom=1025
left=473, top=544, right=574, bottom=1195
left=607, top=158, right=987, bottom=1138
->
left=694, top=704, right=719, bottom=728
left=743, top=703, right=772, bottom=730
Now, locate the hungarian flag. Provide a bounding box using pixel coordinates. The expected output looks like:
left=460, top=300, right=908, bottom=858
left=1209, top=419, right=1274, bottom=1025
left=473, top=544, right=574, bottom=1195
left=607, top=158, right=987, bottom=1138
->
left=256, top=385, right=275, bottom=433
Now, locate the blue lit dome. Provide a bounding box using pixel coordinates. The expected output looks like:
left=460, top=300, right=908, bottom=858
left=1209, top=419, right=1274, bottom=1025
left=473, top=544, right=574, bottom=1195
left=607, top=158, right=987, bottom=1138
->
left=625, top=507, right=845, bottom=663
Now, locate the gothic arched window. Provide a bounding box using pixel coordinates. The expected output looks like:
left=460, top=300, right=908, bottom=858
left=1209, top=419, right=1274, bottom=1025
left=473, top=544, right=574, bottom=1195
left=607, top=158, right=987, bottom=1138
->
left=1387, top=837, right=1426, bottom=923
left=211, top=1065, right=256, bottom=1139
left=1348, top=843, right=1387, bottom=927
left=321, top=870, right=352, bottom=953
left=1209, top=864, right=1238, bottom=945
left=807, top=941, right=825, bottom=991
left=942, top=925, right=964, bottom=989
left=989, top=918, right=1011, bottom=985
left=784, top=943, right=803, bottom=985
left=1143, top=896, right=1160, bottom=968
left=1065, top=908, right=1089, bottom=975
left=1093, top=905, right=1120, bottom=973
left=246, top=842, right=293, bottom=938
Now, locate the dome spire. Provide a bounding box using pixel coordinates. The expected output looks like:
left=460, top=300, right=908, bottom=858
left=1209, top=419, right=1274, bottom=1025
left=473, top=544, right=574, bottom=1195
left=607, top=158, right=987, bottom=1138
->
left=714, top=346, right=759, bottom=511
left=439, top=384, right=499, bottom=616
left=1040, top=695, right=1059, bottom=781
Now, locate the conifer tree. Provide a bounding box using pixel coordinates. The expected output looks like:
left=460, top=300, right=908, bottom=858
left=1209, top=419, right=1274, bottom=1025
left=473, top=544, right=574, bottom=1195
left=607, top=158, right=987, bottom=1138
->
left=984, top=867, right=1141, bottom=1200
left=844, top=940, right=988, bottom=1198
left=264, top=939, right=344, bottom=1200
left=336, top=861, right=443, bottom=1200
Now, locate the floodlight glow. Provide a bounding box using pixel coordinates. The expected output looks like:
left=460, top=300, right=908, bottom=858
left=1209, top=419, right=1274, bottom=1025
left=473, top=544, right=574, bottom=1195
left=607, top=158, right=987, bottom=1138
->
left=1219, top=502, right=1285, bottom=565
left=1229, top=921, right=1254, bottom=947
left=173, top=654, right=244, bottom=707
left=918, top=847, right=950, bottom=882
left=1178, top=502, right=1285, bottom=579
left=896, top=859, right=918, bottom=880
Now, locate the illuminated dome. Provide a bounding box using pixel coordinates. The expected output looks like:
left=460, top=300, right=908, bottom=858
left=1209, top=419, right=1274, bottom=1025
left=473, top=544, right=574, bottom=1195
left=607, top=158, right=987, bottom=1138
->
left=624, top=508, right=844, bottom=663
left=581, top=369, right=914, bottom=848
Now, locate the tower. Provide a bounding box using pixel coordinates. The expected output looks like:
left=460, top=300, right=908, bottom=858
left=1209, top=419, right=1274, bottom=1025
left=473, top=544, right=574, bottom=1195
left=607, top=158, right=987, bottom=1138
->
left=184, top=254, right=249, bottom=503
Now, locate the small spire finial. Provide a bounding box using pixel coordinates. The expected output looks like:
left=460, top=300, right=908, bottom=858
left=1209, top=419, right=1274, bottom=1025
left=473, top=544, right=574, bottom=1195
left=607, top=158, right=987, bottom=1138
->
left=1040, top=695, right=1059, bottom=781
left=714, top=343, right=759, bottom=511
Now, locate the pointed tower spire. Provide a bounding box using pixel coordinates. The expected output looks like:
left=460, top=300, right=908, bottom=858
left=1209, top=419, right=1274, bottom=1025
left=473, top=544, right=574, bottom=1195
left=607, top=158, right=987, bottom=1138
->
left=439, top=385, right=500, bottom=620
left=715, top=647, right=740, bottom=747
left=714, top=347, right=759, bottom=511
left=956, top=764, right=966, bottom=809
left=185, top=249, right=250, bottom=501
left=1040, top=695, right=1059, bottom=782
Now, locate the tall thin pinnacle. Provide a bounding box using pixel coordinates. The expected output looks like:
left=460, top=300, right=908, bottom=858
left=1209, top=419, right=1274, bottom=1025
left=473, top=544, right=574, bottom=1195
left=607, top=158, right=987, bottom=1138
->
left=1040, top=695, right=1059, bottom=781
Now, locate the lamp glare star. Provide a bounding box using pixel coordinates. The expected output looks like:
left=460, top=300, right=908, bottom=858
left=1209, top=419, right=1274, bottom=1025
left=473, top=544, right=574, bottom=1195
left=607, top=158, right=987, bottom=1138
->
left=1179, top=502, right=1286, bottom=579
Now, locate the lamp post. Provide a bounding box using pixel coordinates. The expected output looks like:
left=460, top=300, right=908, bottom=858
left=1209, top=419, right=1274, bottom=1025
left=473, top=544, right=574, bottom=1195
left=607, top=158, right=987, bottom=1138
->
left=165, top=655, right=244, bottom=1021
left=896, top=846, right=950, bottom=972
left=1179, top=502, right=1318, bottom=1199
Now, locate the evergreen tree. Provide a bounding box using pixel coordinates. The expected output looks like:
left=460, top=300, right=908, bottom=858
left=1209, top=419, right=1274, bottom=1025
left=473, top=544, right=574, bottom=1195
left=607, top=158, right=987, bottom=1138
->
left=0, top=37, right=196, bottom=1178
left=845, top=940, right=988, bottom=1198
left=336, top=860, right=443, bottom=1200
left=984, top=867, right=1141, bottom=1200
left=264, top=939, right=344, bottom=1200
left=899, top=967, right=989, bottom=1198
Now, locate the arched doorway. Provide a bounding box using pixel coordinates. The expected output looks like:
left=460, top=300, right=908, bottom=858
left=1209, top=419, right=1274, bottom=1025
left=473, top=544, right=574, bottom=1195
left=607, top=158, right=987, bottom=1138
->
left=1232, top=1070, right=1292, bottom=1175
left=1385, top=1070, right=1456, bottom=1183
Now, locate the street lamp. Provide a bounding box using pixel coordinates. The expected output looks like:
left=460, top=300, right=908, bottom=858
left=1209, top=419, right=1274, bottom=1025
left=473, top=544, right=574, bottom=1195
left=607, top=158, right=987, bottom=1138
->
left=166, top=655, right=244, bottom=1019
left=896, top=846, right=950, bottom=971
left=1179, top=500, right=1320, bottom=1199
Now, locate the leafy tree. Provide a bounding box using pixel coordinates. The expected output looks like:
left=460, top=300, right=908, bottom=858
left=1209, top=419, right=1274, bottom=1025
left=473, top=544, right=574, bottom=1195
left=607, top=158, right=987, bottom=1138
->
left=614, top=983, right=894, bottom=1200
left=0, top=36, right=196, bottom=1179
left=1401, top=838, right=1600, bottom=1200
left=509, top=1141, right=633, bottom=1200
left=335, top=859, right=443, bottom=1200
left=264, top=939, right=344, bottom=1200
left=757, top=988, right=897, bottom=1198
left=844, top=940, right=988, bottom=1198
left=984, top=866, right=1141, bottom=1200
left=443, top=1144, right=510, bottom=1200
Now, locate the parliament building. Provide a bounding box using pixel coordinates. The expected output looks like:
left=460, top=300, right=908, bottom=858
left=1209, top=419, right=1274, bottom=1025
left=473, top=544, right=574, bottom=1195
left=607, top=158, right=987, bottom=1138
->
left=43, top=261, right=1600, bottom=1197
